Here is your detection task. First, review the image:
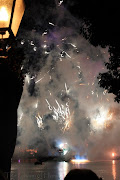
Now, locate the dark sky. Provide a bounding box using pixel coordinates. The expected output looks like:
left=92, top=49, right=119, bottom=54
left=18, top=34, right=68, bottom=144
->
left=64, top=1, right=120, bottom=47
left=22, top=0, right=120, bottom=47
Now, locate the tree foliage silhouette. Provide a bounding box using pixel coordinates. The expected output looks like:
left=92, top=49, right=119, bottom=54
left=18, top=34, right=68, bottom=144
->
left=98, top=46, right=120, bottom=103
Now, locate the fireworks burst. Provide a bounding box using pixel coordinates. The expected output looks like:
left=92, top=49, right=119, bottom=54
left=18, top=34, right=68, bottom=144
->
left=46, top=99, right=71, bottom=132
left=17, top=3, right=116, bottom=160
left=91, top=107, right=113, bottom=131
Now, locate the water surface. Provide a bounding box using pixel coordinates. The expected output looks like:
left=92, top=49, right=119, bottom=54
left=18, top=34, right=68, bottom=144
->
left=11, top=160, right=120, bottom=180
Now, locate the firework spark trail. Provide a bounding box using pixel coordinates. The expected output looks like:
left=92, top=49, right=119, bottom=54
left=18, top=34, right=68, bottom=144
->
left=45, top=99, right=53, bottom=111
left=49, top=22, right=56, bottom=26
left=46, top=99, right=70, bottom=121
left=65, top=83, right=70, bottom=94
left=57, top=45, right=72, bottom=58
left=79, top=84, right=86, bottom=86
left=67, top=42, right=77, bottom=48
left=45, top=98, right=71, bottom=131
left=35, top=77, right=44, bottom=84
left=35, top=113, right=44, bottom=130
left=35, top=68, right=54, bottom=84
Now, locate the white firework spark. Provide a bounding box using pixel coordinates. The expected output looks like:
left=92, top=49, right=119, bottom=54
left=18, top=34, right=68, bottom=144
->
left=25, top=74, right=30, bottom=84
left=65, top=83, right=70, bottom=94
left=90, top=107, right=113, bottom=131
left=49, top=22, right=56, bottom=26
left=34, top=100, right=38, bottom=109
left=45, top=99, right=71, bottom=132
left=35, top=113, right=44, bottom=130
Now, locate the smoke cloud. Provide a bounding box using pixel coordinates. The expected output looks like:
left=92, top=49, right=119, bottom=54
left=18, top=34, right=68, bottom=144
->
left=14, top=0, right=120, bottom=160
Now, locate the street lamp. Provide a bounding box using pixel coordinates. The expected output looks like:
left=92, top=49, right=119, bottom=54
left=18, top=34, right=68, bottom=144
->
left=0, top=0, right=25, bottom=39
left=0, top=0, right=25, bottom=58
left=0, top=0, right=25, bottom=179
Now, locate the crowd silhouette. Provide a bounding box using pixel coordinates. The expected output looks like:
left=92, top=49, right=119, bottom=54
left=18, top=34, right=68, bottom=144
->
left=64, top=169, right=102, bottom=180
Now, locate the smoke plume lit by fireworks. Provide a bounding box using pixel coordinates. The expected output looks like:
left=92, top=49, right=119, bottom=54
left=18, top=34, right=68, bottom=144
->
left=14, top=0, right=120, bottom=160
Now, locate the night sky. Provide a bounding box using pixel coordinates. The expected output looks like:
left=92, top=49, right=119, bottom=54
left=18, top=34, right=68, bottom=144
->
left=14, top=0, right=120, bottom=160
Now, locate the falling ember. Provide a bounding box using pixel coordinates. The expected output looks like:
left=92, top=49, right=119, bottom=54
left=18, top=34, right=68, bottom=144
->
left=79, top=84, right=86, bottom=86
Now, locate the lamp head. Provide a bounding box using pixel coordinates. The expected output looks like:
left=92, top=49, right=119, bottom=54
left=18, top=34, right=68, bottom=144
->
left=0, top=0, right=25, bottom=39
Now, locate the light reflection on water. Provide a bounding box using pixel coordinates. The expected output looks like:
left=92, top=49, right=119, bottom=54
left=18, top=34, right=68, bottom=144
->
left=11, top=160, right=120, bottom=180
left=58, top=162, right=69, bottom=180
left=112, top=160, right=116, bottom=180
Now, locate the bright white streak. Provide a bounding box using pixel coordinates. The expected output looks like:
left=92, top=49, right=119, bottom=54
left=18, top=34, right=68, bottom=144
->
left=35, top=70, right=50, bottom=84
left=71, top=159, right=90, bottom=163
left=25, top=74, right=30, bottom=84
left=65, top=83, right=69, bottom=94
left=57, top=46, right=71, bottom=58
left=58, top=0, right=63, bottom=6
left=35, top=114, right=44, bottom=129
left=35, top=77, right=44, bottom=84
left=49, top=22, right=56, bottom=26
left=34, top=100, right=38, bottom=109
left=67, top=43, right=77, bottom=48
left=42, top=31, right=47, bottom=36
left=46, top=99, right=70, bottom=124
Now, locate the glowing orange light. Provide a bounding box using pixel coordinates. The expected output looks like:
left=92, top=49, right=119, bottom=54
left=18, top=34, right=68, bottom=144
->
left=0, top=7, right=9, bottom=22
left=79, top=84, right=86, bottom=86
left=71, top=159, right=90, bottom=164
left=112, top=160, right=115, bottom=165
left=112, top=153, right=115, bottom=157
left=112, top=160, right=116, bottom=180
left=26, top=149, right=37, bottom=153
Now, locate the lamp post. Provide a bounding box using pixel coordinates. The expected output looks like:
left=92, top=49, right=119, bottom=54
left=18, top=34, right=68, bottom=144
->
left=0, top=0, right=25, bottom=179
